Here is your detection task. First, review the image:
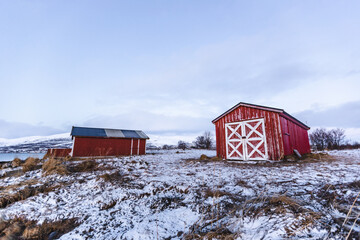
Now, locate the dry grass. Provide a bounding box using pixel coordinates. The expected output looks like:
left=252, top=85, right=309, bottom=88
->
left=203, top=188, right=232, bottom=199
left=235, top=179, right=251, bottom=188
left=184, top=229, right=237, bottom=240
left=98, top=171, right=129, bottom=184
left=69, top=160, right=98, bottom=172
left=200, top=154, right=209, bottom=160
left=0, top=184, right=58, bottom=209
left=100, top=200, right=117, bottom=210
left=22, top=157, right=40, bottom=172
left=11, top=158, right=22, bottom=168
left=0, top=217, right=78, bottom=240
left=210, top=156, right=223, bottom=161
left=42, top=158, right=69, bottom=176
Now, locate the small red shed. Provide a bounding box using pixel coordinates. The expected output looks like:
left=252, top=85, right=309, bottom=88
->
left=70, top=126, right=149, bottom=157
left=212, top=102, right=311, bottom=160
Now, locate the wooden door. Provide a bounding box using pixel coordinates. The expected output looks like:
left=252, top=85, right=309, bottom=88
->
left=225, top=118, right=268, bottom=160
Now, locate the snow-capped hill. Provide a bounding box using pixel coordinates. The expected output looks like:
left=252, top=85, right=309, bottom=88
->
left=0, top=133, right=71, bottom=147
left=0, top=133, right=72, bottom=153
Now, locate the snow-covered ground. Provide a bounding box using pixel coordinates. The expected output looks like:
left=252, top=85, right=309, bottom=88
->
left=1, top=149, right=360, bottom=239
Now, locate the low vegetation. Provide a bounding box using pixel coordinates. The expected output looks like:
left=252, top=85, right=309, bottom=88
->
left=22, top=157, right=40, bottom=172
left=310, top=127, right=360, bottom=150
left=11, top=158, right=22, bottom=168
left=0, top=217, right=78, bottom=240
left=42, top=158, right=69, bottom=176
left=0, top=183, right=59, bottom=209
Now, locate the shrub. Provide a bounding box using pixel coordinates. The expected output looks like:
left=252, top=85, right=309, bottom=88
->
left=177, top=141, right=189, bottom=150
left=11, top=158, right=22, bottom=168
left=22, top=158, right=40, bottom=172
left=42, top=158, right=69, bottom=176
left=70, top=160, right=97, bottom=172
left=194, top=131, right=213, bottom=149
left=310, top=128, right=346, bottom=150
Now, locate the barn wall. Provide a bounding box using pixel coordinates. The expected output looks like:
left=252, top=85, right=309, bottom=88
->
left=279, top=115, right=311, bottom=155
left=139, top=139, right=146, bottom=155
left=72, top=137, right=146, bottom=157
left=214, top=106, right=284, bottom=160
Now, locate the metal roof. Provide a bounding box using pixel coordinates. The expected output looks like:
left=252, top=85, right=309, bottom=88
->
left=71, top=126, right=149, bottom=139
left=212, top=102, right=310, bottom=129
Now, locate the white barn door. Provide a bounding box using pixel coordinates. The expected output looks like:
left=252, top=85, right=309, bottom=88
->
left=225, top=119, right=268, bottom=160
left=225, top=122, right=245, bottom=160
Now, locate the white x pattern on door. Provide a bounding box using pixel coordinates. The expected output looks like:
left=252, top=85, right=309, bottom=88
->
left=225, top=118, right=268, bottom=160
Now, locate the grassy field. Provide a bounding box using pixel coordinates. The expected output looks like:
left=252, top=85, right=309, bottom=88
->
left=0, top=149, right=359, bottom=239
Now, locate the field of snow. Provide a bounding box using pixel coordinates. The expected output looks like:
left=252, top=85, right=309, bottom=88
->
left=0, top=149, right=360, bottom=239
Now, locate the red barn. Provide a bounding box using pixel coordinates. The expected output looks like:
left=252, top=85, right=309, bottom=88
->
left=212, top=102, right=311, bottom=160
left=70, top=126, right=149, bottom=157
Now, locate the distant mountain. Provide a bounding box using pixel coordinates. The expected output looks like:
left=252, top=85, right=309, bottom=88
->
left=0, top=133, right=72, bottom=153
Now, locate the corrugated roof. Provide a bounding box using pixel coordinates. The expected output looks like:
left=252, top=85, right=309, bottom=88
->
left=71, top=126, right=149, bottom=139
left=212, top=102, right=310, bottom=129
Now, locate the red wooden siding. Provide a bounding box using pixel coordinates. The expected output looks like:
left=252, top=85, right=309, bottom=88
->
left=214, top=105, right=284, bottom=160
left=280, top=114, right=311, bottom=155
left=72, top=137, right=146, bottom=157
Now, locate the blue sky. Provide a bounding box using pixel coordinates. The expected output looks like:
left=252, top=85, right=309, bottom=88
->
left=1, top=1, right=360, bottom=141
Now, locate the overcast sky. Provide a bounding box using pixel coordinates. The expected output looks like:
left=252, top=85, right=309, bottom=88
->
left=1, top=1, right=360, bottom=141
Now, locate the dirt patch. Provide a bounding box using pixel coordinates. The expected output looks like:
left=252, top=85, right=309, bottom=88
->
left=0, top=217, right=78, bottom=240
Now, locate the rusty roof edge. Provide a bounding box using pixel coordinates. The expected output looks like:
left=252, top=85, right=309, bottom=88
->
left=211, top=102, right=284, bottom=123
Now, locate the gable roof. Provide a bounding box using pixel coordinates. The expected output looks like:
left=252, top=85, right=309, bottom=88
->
left=71, top=126, right=149, bottom=139
left=212, top=102, right=310, bottom=130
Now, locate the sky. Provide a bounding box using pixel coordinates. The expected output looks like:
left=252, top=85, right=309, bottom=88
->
left=1, top=1, right=360, bottom=142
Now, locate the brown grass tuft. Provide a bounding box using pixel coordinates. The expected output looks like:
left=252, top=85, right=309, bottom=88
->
left=0, top=217, right=78, bottom=240
left=100, top=200, right=117, bottom=210
left=0, top=184, right=59, bottom=209
left=69, top=160, right=98, bottom=172
left=42, top=158, right=69, bottom=176
left=204, top=188, right=232, bottom=199
left=183, top=229, right=236, bottom=240
left=200, top=154, right=209, bottom=160
left=11, top=158, right=22, bottom=168
left=210, top=156, right=222, bottom=161
left=269, top=195, right=302, bottom=212
left=98, top=171, right=125, bottom=183
left=22, top=157, right=40, bottom=172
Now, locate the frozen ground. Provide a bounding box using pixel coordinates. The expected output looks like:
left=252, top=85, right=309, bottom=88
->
left=0, top=149, right=360, bottom=239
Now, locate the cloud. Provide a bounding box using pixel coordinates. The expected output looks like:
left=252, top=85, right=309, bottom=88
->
left=293, top=101, right=360, bottom=128
left=82, top=110, right=214, bottom=135
left=0, top=119, right=62, bottom=138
